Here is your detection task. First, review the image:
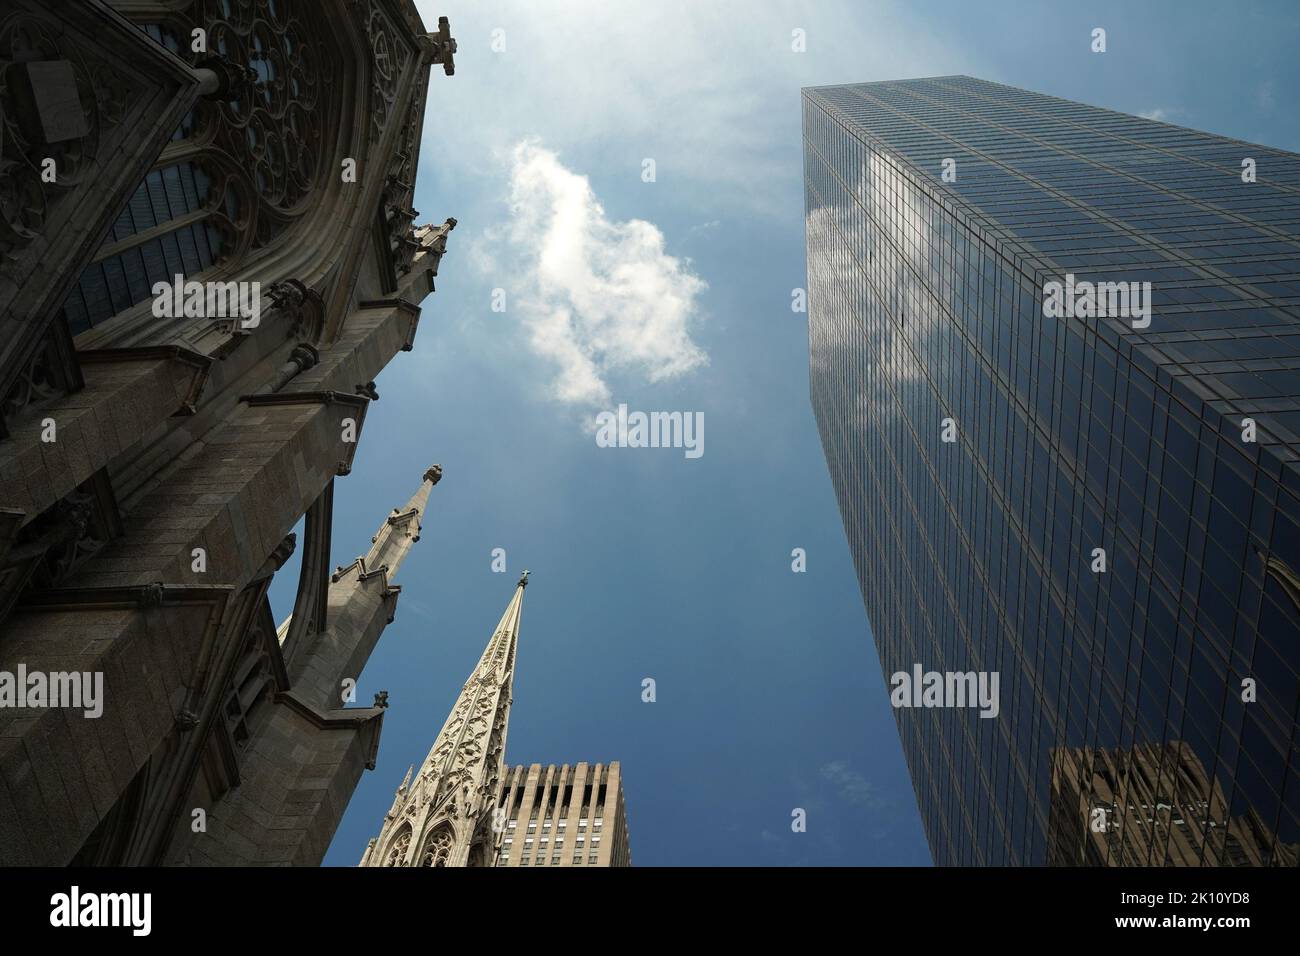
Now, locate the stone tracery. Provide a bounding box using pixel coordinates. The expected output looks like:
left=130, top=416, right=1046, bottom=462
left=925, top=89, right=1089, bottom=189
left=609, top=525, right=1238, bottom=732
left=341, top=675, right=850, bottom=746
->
left=158, top=0, right=330, bottom=248
left=417, top=824, right=453, bottom=867
left=382, top=827, right=411, bottom=867
left=58, top=0, right=338, bottom=332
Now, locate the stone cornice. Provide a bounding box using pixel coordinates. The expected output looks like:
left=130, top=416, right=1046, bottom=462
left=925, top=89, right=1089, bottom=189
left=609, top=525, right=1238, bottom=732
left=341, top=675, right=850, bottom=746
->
left=273, top=689, right=387, bottom=770
left=15, top=581, right=233, bottom=614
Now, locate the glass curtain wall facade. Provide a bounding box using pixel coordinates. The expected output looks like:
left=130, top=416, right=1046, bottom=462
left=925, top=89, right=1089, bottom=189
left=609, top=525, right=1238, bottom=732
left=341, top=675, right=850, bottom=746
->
left=803, top=75, right=1300, bottom=865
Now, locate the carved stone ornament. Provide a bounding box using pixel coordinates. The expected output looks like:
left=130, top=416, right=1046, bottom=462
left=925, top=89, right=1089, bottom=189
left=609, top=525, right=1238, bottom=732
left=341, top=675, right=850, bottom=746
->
left=0, top=10, right=141, bottom=259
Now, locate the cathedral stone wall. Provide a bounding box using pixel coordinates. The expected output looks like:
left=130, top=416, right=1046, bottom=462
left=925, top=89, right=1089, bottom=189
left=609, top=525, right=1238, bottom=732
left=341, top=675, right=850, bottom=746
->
left=166, top=697, right=384, bottom=866
left=0, top=0, right=458, bottom=866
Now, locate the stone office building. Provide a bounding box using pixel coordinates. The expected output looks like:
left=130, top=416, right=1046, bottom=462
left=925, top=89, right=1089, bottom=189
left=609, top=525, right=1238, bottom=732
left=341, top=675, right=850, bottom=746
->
left=492, top=762, right=632, bottom=868
left=0, top=0, right=457, bottom=866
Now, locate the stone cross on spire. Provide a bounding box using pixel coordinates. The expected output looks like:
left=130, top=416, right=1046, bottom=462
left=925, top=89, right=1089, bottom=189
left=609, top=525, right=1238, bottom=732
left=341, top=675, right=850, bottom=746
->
left=419, top=15, right=457, bottom=75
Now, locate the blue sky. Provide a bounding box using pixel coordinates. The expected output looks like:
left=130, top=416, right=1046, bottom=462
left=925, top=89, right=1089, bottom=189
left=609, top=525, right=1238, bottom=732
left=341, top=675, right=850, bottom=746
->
left=268, top=0, right=1300, bottom=866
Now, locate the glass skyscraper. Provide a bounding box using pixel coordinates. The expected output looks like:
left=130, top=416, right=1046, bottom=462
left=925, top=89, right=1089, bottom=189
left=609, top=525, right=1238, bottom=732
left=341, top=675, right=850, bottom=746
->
left=803, top=76, right=1300, bottom=865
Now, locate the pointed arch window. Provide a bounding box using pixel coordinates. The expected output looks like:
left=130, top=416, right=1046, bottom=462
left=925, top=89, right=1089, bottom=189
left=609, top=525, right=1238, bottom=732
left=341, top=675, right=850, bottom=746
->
left=382, top=827, right=412, bottom=867
left=62, top=0, right=331, bottom=334
left=63, top=161, right=240, bottom=332
left=418, top=824, right=454, bottom=867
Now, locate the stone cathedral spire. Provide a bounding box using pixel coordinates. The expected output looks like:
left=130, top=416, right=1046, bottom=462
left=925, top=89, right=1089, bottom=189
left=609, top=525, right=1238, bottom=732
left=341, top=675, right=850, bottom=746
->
left=357, top=465, right=443, bottom=579
left=160, top=465, right=443, bottom=866
left=360, top=572, right=530, bottom=867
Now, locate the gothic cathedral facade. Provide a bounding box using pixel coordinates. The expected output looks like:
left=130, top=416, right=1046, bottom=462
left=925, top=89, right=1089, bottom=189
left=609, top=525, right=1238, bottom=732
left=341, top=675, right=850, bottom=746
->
left=0, top=0, right=456, bottom=866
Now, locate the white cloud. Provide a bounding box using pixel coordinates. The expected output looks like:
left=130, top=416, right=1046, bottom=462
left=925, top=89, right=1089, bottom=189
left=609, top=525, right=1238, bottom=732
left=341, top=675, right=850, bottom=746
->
left=819, top=760, right=885, bottom=809
left=481, top=140, right=708, bottom=407
left=1138, top=107, right=1178, bottom=122
left=416, top=0, right=972, bottom=216
left=1257, top=80, right=1276, bottom=113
